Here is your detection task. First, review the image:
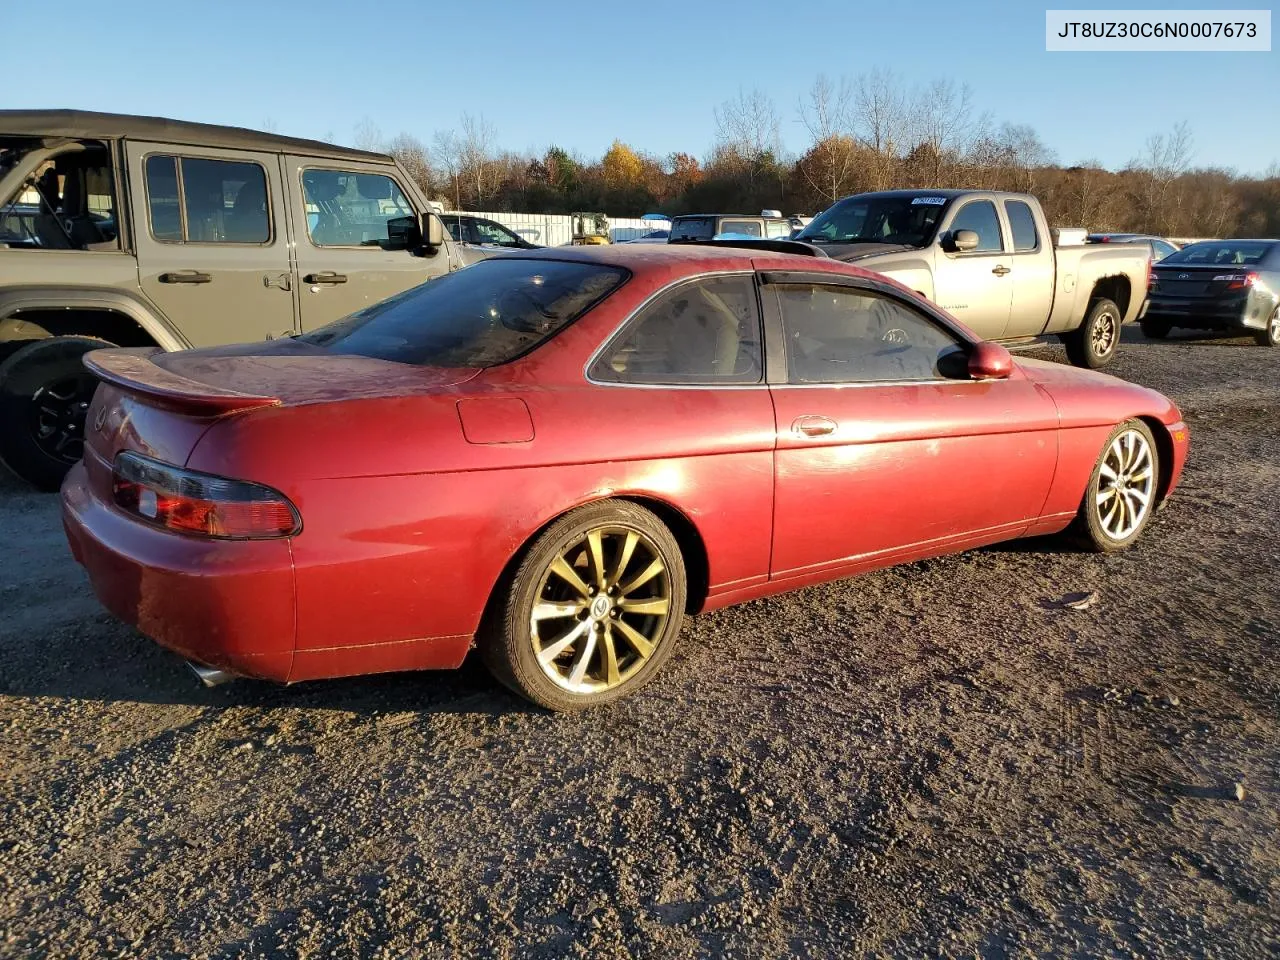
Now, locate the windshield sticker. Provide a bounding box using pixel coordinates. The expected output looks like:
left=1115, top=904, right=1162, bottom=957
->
left=911, top=196, right=947, bottom=205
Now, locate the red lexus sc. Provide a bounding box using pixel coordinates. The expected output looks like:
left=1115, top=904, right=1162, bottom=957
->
left=62, top=245, right=1188, bottom=710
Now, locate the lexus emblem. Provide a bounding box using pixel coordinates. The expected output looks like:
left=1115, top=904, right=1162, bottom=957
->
left=93, top=406, right=108, bottom=432
left=1178, top=273, right=1190, bottom=280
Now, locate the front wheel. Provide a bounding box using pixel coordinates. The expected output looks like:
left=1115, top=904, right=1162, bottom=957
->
left=1254, top=308, right=1280, bottom=347
left=1064, top=298, right=1122, bottom=369
left=1068, top=419, right=1160, bottom=552
left=481, top=501, right=688, bottom=711
left=0, top=336, right=110, bottom=491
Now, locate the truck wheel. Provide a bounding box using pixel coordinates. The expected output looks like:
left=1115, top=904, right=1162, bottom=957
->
left=1140, top=318, right=1172, bottom=340
left=1254, top=308, right=1280, bottom=347
left=0, top=337, right=109, bottom=491
left=1064, top=298, right=1121, bottom=369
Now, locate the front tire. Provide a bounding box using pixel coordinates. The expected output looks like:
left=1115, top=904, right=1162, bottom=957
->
left=0, top=336, right=109, bottom=491
left=1068, top=419, right=1160, bottom=552
left=481, top=501, right=688, bottom=711
left=1064, top=298, right=1122, bottom=369
left=1254, top=308, right=1280, bottom=347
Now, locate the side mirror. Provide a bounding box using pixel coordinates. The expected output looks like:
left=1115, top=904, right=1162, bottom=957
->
left=968, top=341, right=1013, bottom=380
left=951, top=229, right=980, bottom=252
left=423, top=212, right=444, bottom=249
left=386, top=212, right=444, bottom=254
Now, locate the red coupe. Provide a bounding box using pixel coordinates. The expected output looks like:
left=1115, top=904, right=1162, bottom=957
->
left=61, top=245, right=1188, bottom=710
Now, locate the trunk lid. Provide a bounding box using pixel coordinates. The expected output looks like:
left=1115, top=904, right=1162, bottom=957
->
left=1150, top=263, right=1251, bottom=300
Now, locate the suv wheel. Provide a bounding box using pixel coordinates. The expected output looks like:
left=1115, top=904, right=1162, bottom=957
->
left=0, top=336, right=110, bottom=491
left=1064, top=298, right=1122, bottom=369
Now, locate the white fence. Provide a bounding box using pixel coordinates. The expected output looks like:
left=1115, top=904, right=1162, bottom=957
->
left=449, top=211, right=668, bottom=246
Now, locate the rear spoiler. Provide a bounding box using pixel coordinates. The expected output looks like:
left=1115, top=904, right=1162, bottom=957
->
left=667, top=238, right=830, bottom=257
left=83, top=348, right=280, bottom=415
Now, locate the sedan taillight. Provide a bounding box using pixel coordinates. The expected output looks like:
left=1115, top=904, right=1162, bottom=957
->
left=111, top=452, right=300, bottom=539
left=1218, top=272, right=1259, bottom=291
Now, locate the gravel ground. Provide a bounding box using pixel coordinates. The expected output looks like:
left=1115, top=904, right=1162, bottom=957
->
left=1, top=328, right=1277, bottom=959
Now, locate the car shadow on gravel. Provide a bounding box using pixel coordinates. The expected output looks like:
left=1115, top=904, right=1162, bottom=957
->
left=1121, top=326, right=1259, bottom=348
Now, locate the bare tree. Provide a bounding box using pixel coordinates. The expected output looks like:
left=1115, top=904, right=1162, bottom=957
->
left=353, top=116, right=383, bottom=152
left=852, top=68, right=908, bottom=190
left=1130, top=120, right=1195, bottom=233
left=714, top=87, right=782, bottom=165
left=385, top=133, right=433, bottom=194
left=458, top=113, right=499, bottom=208
left=906, top=79, right=977, bottom=185
left=431, top=129, right=462, bottom=210
left=797, top=75, right=861, bottom=203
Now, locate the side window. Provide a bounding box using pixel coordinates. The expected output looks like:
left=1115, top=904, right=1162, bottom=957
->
left=765, top=220, right=792, bottom=239
left=301, top=169, right=413, bottom=248
left=719, top=219, right=762, bottom=237
left=442, top=217, right=464, bottom=241
left=145, top=156, right=182, bottom=241
left=592, top=275, right=763, bottom=384
left=775, top=284, right=965, bottom=384
left=145, top=155, right=269, bottom=243
left=1152, top=239, right=1176, bottom=260
left=949, top=200, right=1004, bottom=253
left=1004, top=200, right=1039, bottom=252
left=474, top=219, right=518, bottom=245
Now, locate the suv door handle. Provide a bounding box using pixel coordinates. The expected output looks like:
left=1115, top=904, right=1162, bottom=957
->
left=304, top=272, right=348, bottom=285
left=159, top=270, right=211, bottom=284
left=791, top=415, right=837, bottom=438
left=263, top=272, right=291, bottom=291
left=991, top=265, right=1011, bottom=276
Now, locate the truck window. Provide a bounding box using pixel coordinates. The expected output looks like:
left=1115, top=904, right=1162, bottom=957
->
left=301, top=169, right=414, bottom=248
left=719, top=219, right=762, bottom=237
left=1004, top=200, right=1039, bottom=252
left=765, top=220, right=792, bottom=239
left=144, top=155, right=270, bottom=244
left=949, top=201, right=1004, bottom=253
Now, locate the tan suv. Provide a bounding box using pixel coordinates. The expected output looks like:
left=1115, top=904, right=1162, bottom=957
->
left=0, top=110, right=475, bottom=489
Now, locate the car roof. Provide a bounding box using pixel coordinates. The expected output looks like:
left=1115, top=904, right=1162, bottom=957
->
left=0, top=109, right=388, bottom=163
left=488, top=242, right=888, bottom=281
left=673, top=213, right=789, bottom=220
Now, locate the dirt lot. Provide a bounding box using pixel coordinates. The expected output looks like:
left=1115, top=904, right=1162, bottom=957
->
left=1, top=328, right=1277, bottom=959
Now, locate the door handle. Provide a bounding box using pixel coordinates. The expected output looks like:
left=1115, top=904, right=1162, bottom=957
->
left=263, top=272, right=291, bottom=291
left=791, top=415, right=837, bottom=438
left=304, top=272, right=348, bottom=285
left=991, top=265, right=1011, bottom=276
left=159, top=270, right=211, bottom=284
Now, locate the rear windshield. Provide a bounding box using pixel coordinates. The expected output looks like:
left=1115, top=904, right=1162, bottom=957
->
left=1161, top=241, right=1274, bottom=266
left=669, top=217, right=717, bottom=241
left=300, top=258, right=627, bottom=367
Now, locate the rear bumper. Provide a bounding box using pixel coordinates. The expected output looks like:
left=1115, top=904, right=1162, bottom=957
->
left=1143, top=298, right=1261, bottom=330
left=60, top=461, right=296, bottom=681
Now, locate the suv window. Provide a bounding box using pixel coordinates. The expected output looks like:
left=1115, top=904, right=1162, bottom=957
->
left=300, top=258, right=626, bottom=367
left=302, top=169, right=413, bottom=247
left=145, top=155, right=269, bottom=243
left=592, top=275, right=763, bottom=384
left=774, top=283, right=964, bottom=384
left=949, top=200, right=1004, bottom=253
left=1004, top=200, right=1038, bottom=252
left=474, top=219, right=522, bottom=246
left=765, top=220, right=793, bottom=239
left=669, top=217, right=716, bottom=241
left=719, top=219, right=762, bottom=237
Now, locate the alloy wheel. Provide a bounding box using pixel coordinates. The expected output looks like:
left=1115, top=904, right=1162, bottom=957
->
left=529, top=525, right=672, bottom=694
left=1091, top=309, right=1118, bottom=357
left=29, top=374, right=97, bottom=464
left=1094, top=429, right=1155, bottom=540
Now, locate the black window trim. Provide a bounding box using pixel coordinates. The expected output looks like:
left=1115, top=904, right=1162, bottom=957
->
left=944, top=198, right=1007, bottom=257
left=1002, top=199, right=1042, bottom=256
left=141, top=151, right=274, bottom=247
left=298, top=163, right=415, bottom=250
left=584, top=270, right=769, bottom=389
left=758, top=270, right=976, bottom=388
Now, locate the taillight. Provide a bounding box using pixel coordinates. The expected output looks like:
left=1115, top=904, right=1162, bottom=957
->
left=1214, top=272, right=1259, bottom=291
left=111, top=452, right=300, bottom=539
left=1145, top=257, right=1154, bottom=289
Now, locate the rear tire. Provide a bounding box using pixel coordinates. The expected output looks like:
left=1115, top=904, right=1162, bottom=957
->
left=1140, top=318, right=1172, bottom=340
left=1067, top=419, right=1160, bottom=553
left=1254, top=308, right=1280, bottom=347
left=0, top=336, right=110, bottom=491
left=1064, top=298, right=1122, bottom=369
left=480, top=501, right=687, bottom=711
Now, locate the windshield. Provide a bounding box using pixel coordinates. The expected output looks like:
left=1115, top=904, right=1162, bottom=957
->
left=1160, top=241, right=1273, bottom=266
left=300, top=258, right=627, bottom=367
left=669, top=217, right=717, bottom=241
left=796, top=194, right=950, bottom=246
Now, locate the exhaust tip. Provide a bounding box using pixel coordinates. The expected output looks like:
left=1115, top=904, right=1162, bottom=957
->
left=187, top=660, right=235, bottom=687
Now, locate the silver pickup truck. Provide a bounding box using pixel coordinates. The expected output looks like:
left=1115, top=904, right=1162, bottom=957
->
left=794, top=189, right=1151, bottom=369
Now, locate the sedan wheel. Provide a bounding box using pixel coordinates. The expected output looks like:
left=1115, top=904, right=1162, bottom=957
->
left=1255, top=308, right=1280, bottom=347
left=482, top=501, right=687, bottom=710
left=1070, top=419, right=1160, bottom=552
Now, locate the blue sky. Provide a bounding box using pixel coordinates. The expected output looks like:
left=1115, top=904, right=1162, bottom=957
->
left=6, top=0, right=1277, bottom=174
